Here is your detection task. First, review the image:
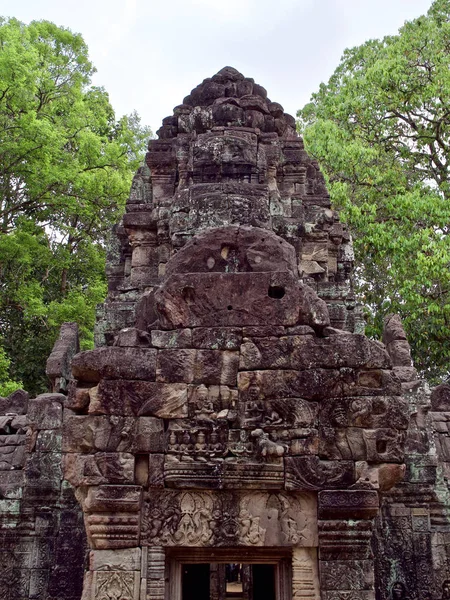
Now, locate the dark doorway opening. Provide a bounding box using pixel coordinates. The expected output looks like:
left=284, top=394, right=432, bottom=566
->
left=181, top=562, right=276, bottom=600
left=252, top=564, right=276, bottom=600
left=182, top=563, right=210, bottom=600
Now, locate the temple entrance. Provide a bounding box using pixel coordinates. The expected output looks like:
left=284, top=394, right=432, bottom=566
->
left=169, top=548, right=290, bottom=600
left=182, top=564, right=210, bottom=600
left=181, top=563, right=277, bottom=600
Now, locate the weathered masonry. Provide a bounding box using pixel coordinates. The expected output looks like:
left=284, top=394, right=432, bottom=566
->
left=1, top=67, right=450, bottom=600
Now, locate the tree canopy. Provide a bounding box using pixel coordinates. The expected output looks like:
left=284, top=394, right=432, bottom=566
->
left=298, top=0, right=450, bottom=381
left=0, top=17, right=151, bottom=395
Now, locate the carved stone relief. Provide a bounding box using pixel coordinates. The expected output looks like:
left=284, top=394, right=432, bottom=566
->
left=93, top=571, right=139, bottom=600
left=143, top=490, right=317, bottom=547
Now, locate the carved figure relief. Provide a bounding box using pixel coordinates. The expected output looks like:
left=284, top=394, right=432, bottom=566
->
left=166, top=425, right=228, bottom=462
left=172, top=492, right=214, bottom=545
left=227, top=430, right=254, bottom=460
left=193, top=385, right=216, bottom=424
left=238, top=508, right=265, bottom=545
left=95, top=572, right=136, bottom=600
left=251, top=429, right=287, bottom=461
left=143, top=490, right=316, bottom=547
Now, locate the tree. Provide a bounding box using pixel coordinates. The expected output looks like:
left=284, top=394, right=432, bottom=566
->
left=0, top=346, right=22, bottom=396
left=0, top=18, right=151, bottom=394
left=297, top=0, right=450, bottom=381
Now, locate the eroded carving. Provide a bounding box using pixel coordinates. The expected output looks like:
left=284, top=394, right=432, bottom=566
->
left=143, top=490, right=316, bottom=547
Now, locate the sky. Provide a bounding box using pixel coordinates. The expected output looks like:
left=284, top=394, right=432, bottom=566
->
left=2, top=0, right=435, bottom=134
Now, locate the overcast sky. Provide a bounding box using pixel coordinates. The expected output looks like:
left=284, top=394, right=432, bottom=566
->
left=2, top=0, right=434, bottom=134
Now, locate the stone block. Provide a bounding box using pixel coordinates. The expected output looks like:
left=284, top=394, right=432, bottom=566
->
left=89, top=548, right=141, bottom=571
left=156, top=349, right=239, bottom=385
left=319, top=427, right=405, bottom=463
left=386, top=340, right=413, bottom=367
left=28, top=394, right=64, bottom=429
left=431, top=383, right=450, bottom=411
left=66, top=381, right=91, bottom=411
left=156, top=271, right=304, bottom=328
left=135, top=418, right=165, bottom=453
left=115, top=328, right=152, bottom=348
left=63, top=414, right=131, bottom=452
left=342, top=370, right=402, bottom=397
left=319, top=397, right=409, bottom=430
left=156, top=349, right=196, bottom=383
left=393, top=366, right=418, bottom=383
left=0, top=444, right=26, bottom=470
left=356, top=461, right=405, bottom=491
left=0, top=470, right=25, bottom=498
left=0, top=389, right=29, bottom=414
left=63, top=452, right=134, bottom=486
left=382, top=313, right=407, bottom=346
left=130, top=265, right=159, bottom=286
left=318, top=490, right=379, bottom=520
left=24, top=451, right=63, bottom=491
left=63, top=415, right=158, bottom=453
left=35, top=430, right=62, bottom=453
left=238, top=369, right=343, bottom=401
left=84, top=485, right=142, bottom=514
left=72, top=347, right=157, bottom=382
left=151, top=329, right=192, bottom=348
left=164, top=459, right=284, bottom=490
left=144, top=489, right=317, bottom=547
left=192, top=327, right=242, bottom=350
left=285, top=456, right=355, bottom=491
left=92, top=571, right=140, bottom=600
left=46, top=322, right=80, bottom=386
left=243, top=325, right=286, bottom=337
left=239, top=334, right=381, bottom=371
left=289, top=431, right=320, bottom=455
left=29, top=568, right=49, bottom=599
left=93, top=380, right=188, bottom=418
left=148, top=454, right=165, bottom=488
left=320, top=559, right=375, bottom=590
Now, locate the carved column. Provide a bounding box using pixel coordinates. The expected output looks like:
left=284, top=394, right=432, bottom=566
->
left=318, top=490, right=379, bottom=600
left=292, top=547, right=320, bottom=600
left=78, top=485, right=143, bottom=600
left=127, top=229, right=161, bottom=288
left=146, top=546, right=165, bottom=600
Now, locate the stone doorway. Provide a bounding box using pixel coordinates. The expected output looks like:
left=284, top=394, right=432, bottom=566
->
left=169, top=548, right=292, bottom=600
left=181, top=563, right=277, bottom=600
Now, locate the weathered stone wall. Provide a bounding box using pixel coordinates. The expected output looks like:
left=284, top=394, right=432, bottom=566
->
left=2, top=67, right=450, bottom=600
left=68, top=220, right=407, bottom=599
left=372, top=340, right=450, bottom=600
left=95, top=66, right=363, bottom=348
left=0, top=324, right=86, bottom=600
left=66, top=67, right=413, bottom=600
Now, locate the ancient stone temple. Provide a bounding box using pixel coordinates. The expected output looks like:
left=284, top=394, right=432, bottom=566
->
left=1, top=66, right=449, bottom=600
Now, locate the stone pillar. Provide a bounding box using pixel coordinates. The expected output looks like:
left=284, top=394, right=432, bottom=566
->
left=82, top=548, right=141, bottom=600
left=146, top=546, right=165, bottom=600
left=292, top=547, right=320, bottom=600
left=78, top=486, right=143, bottom=600
left=318, top=490, right=379, bottom=600
left=128, top=229, right=160, bottom=288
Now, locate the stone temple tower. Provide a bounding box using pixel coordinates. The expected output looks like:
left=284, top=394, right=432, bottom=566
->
left=1, top=67, right=448, bottom=600
left=95, top=66, right=364, bottom=348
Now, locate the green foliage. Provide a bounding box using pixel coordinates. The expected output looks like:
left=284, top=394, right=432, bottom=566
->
left=0, top=17, right=151, bottom=394
left=297, top=0, right=450, bottom=381
left=0, top=346, right=22, bottom=396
